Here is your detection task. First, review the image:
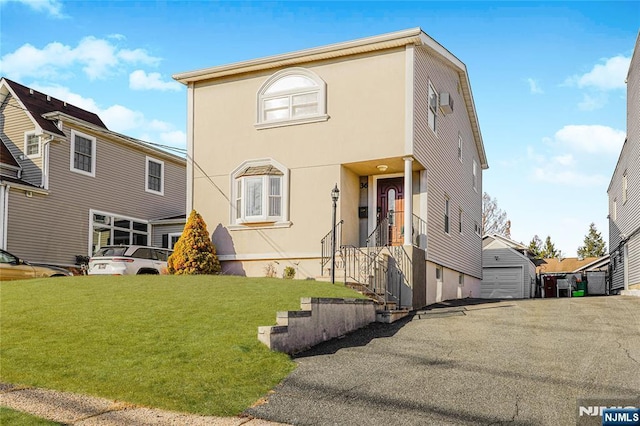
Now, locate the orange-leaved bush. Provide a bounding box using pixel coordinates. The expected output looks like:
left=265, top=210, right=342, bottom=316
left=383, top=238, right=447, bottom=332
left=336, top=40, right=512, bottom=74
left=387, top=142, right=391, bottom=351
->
left=168, top=210, right=221, bottom=275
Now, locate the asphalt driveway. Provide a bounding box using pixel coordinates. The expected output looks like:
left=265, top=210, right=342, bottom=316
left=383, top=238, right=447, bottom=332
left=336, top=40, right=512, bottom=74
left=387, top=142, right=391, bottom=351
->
left=245, top=296, right=640, bottom=425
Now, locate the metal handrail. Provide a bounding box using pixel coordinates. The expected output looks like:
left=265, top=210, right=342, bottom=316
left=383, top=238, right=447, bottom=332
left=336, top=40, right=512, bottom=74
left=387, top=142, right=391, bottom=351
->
left=412, top=214, right=428, bottom=251
left=320, top=220, right=343, bottom=275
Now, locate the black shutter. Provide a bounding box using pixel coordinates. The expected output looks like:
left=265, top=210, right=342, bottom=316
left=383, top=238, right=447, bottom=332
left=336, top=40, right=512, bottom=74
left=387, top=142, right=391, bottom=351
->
left=162, top=234, right=168, bottom=248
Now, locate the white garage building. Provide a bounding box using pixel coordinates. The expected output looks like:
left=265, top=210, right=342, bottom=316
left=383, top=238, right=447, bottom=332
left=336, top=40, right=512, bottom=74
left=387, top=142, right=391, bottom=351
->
left=481, top=234, right=537, bottom=299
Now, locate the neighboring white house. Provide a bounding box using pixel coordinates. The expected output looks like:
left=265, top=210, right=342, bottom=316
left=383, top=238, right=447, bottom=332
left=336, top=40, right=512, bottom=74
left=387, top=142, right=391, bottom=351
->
left=173, top=28, right=488, bottom=308
left=608, top=32, right=640, bottom=294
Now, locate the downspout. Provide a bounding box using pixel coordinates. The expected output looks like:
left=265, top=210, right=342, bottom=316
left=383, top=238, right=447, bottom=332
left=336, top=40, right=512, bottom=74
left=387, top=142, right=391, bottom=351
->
left=41, top=136, right=54, bottom=189
left=0, top=184, right=9, bottom=250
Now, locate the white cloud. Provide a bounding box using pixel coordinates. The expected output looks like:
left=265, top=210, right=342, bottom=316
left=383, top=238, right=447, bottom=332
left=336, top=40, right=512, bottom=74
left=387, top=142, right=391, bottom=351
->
left=159, top=131, right=186, bottom=147
left=129, top=70, right=182, bottom=92
left=577, top=93, right=606, bottom=111
left=532, top=168, right=608, bottom=187
left=566, top=55, right=630, bottom=91
left=553, top=124, right=625, bottom=155
left=0, top=0, right=65, bottom=18
left=526, top=78, right=543, bottom=94
left=529, top=124, right=624, bottom=187
left=0, top=37, right=161, bottom=81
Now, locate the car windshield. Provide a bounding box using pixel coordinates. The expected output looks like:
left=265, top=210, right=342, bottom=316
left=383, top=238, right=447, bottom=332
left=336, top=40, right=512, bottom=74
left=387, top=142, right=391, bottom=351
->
left=93, top=247, right=128, bottom=257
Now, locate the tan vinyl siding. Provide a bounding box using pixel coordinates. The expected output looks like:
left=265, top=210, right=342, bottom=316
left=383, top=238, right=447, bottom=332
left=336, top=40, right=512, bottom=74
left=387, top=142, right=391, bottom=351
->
left=191, top=48, right=406, bottom=271
left=413, top=45, right=482, bottom=279
left=0, top=95, right=43, bottom=186
left=5, top=122, right=185, bottom=266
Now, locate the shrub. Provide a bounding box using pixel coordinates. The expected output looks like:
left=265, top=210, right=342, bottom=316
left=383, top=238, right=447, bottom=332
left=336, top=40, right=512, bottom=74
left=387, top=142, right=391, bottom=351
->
left=264, top=262, right=277, bottom=278
left=167, top=210, right=221, bottom=275
left=282, top=266, right=295, bottom=280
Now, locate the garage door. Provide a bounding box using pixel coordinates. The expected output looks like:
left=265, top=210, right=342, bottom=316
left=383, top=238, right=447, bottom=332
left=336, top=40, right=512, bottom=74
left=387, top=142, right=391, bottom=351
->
left=481, top=267, right=523, bottom=299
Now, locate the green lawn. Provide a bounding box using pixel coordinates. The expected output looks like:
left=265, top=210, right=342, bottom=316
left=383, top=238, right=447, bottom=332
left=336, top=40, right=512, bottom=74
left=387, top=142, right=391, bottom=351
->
left=0, top=407, right=62, bottom=425
left=0, top=275, right=363, bottom=416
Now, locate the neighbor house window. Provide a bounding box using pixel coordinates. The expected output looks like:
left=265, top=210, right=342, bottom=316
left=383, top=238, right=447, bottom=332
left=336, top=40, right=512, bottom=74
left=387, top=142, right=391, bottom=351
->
left=458, top=133, right=463, bottom=162
left=436, top=266, right=442, bottom=280
left=613, top=198, right=617, bottom=221
left=428, top=81, right=438, bottom=133
left=25, top=132, right=41, bottom=157
left=472, top=160, right=478, bottom=192
left=444, top=196, right=450, bottom=234
left=70, top=130, right=96, bottom=177
left=459, top=273, right=464, bottom=285
left=475, top=221, right=481, bottom=236
left=90, top=210, right=149, bottom=254
left=232, top=159, right=289, bottom=225
left=146, top=157, right=164, bottom=195
left=256, top=68, right=328, bottom=128
left=458, top=208, right=463, bottom=234
left=623, top=172, right=628, bottom=203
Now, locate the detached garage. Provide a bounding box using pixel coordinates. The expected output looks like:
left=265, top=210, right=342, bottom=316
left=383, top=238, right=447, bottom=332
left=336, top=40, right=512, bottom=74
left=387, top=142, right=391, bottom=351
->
left=481, top=235, right=537, bottom=299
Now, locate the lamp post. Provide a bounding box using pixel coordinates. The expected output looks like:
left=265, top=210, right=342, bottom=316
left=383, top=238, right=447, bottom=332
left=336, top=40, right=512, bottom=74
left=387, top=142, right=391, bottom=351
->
left=331, top=184, right=340, bottom=284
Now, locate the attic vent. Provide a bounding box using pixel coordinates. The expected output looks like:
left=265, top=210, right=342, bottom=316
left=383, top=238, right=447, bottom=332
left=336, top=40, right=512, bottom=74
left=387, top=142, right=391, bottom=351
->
left=29, top=89, right=34, bottom=95
left=63, top=101, right=67, bottom=108
left=46, top=95, right=51, bottom=102
left=440, top=92, right=453, bottom=114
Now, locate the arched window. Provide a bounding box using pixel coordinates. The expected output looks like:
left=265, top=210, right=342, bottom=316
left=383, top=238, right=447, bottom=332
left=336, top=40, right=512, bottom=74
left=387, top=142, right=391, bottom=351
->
left=256, top=68, right=328, bottom=128
left=231, top=159, right=290, bottom=226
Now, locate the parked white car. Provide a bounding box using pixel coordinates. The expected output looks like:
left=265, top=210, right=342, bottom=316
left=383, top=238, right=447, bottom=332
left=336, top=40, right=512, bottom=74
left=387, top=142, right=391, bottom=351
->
left=88, top=245, right=172, bottom=275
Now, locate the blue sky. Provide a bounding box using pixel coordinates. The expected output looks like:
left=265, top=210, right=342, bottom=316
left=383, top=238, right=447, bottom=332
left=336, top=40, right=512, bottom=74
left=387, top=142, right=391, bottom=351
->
left=1, top=0, right=638, bottom=256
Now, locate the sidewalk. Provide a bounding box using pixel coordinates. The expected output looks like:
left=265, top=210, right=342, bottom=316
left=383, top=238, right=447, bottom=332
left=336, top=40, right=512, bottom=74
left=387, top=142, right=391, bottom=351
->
left=0, top=383, right=286, bottom=426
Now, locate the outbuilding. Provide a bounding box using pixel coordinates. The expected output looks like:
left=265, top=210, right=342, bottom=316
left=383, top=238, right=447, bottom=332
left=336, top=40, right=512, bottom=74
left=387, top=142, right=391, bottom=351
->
left=481, top=234, right=537, bottom=299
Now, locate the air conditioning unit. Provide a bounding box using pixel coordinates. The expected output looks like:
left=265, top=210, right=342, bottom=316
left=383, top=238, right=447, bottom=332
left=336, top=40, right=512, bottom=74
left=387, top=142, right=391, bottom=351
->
left=440, top=92, right=454, bottom=114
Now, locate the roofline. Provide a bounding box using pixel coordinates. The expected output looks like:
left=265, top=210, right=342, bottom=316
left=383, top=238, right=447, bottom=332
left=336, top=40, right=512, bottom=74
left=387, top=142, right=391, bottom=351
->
left=42, top=111, right=186, bottom=165
left=172, top=27, right=487, bottom=168
left=626, top=30, right=640, bottom=81
left=0, top=77, right=46, bottom=135
left=572, top=254, right=610, bottom=273
left=173, top=27, right=424, bottom=83
left=0, top=180, right=49, bottom=195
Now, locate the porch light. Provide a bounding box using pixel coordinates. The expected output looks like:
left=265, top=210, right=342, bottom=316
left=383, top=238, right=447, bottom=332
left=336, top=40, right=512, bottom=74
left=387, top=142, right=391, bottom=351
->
left=331, top=184, right=339, bottom=284
left=377, top=164, right=388, bottom=172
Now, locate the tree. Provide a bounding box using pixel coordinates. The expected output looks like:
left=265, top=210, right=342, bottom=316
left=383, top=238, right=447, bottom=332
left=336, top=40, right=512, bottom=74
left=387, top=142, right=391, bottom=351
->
left=527, top=235, right=543, bottom=259
left=540, top=235, right=561, bottom=259
left=168, top=210, right=221, bottom=275
left=577, top=223, right=607, bottom=258
left=482, top=192, right=510, bottom=237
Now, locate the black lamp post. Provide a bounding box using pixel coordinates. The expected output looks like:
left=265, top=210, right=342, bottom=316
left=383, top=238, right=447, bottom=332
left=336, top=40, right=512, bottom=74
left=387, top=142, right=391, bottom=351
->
left=331, top=183, right=340, bottom=284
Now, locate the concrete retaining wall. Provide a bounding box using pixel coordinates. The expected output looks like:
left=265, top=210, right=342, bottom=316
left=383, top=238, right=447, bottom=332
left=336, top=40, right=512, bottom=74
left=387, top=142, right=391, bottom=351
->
left=258, top=297, right=376, bottom=354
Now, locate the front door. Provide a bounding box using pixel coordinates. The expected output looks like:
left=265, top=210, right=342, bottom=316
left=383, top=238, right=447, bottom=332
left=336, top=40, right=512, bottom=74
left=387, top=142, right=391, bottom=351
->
left=377, top=177, right=404, bottom=246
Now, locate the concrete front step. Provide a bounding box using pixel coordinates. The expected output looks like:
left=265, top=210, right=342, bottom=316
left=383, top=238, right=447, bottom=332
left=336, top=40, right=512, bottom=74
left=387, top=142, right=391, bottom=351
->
left=376, top=308, right=410, bottom=323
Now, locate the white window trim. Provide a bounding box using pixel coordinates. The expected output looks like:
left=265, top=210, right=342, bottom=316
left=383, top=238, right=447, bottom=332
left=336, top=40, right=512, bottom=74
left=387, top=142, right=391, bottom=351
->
left=472, top=159, right=478, bottom=192
left=70, top=130, right=96, bottom=177
left=622, top=172, right=628, bottom=204
left=24, top=131, right=41, bottom=158
left=255, top=67, right=328, bottom=130
left=458, top=207, right=463, bottom=235
left=145, top=156, right=165, bottom=196
left=168, top=232, right=182, bottom=249
left=612, top=198, right=617, bottom=221
left=458, top=133, right=463, bottom=163
left=87, top=209, right=150, bottom=255
left=444, top=195, right=450, bottom=235
left=230, top=158, right=291, bottom=228
left=428, top=81, right=438, bottom=134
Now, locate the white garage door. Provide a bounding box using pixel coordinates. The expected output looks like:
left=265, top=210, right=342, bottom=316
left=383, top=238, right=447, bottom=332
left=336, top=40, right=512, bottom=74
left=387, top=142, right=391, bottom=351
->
left=481, top=267, right=523, bottom=299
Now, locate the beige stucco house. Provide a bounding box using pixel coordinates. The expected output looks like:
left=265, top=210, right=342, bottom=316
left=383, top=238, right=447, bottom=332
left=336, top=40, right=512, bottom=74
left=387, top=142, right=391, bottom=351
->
left=174, top=28, right=488, bottom=308
left=0, top=78, right=186, bottom=268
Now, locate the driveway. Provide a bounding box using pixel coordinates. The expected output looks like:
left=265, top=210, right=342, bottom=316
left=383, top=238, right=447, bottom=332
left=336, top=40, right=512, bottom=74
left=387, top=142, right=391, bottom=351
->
left=245, top=296, right=640, bottom=425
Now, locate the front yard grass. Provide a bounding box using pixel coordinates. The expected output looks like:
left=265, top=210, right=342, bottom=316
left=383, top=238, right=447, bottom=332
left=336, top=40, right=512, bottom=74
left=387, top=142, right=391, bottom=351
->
left=0, top=275, right=363, bottom=416
left=0, top=407, right=62, bottom=425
